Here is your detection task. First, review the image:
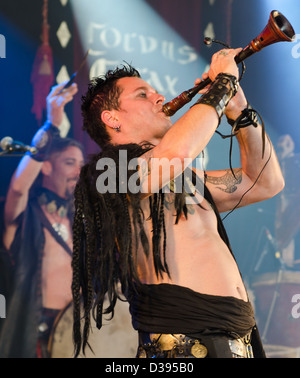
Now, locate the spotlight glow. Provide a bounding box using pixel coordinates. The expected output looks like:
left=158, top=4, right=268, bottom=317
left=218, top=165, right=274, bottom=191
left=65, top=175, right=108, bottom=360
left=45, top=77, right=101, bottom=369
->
left=71, top=0, right=208, bottom=117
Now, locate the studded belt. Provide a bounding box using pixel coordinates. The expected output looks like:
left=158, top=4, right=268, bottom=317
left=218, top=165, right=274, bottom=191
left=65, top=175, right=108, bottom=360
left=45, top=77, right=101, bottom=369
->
left=137, top=332, right=254, bottom=358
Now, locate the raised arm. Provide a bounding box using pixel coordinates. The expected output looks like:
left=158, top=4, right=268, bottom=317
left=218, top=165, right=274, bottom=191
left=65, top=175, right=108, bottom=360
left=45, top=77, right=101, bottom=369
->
left=138, top=49, right=241, bottom=196
left=3, top=82, right=78, bottom=249
left=204, top=84, right=284, bottom=213
left=138, top=49, right=284, bottom=209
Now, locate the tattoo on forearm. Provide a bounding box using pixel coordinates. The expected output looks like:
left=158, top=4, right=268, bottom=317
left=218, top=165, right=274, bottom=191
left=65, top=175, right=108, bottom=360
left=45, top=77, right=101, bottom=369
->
left=206, top=168, right=242, bottom=193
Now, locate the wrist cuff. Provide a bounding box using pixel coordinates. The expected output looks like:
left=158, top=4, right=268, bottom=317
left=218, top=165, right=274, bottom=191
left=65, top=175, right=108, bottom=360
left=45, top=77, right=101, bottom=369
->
left=191, top=73, right=239, bottom=125
left=29, top=121, right=60, bottom=161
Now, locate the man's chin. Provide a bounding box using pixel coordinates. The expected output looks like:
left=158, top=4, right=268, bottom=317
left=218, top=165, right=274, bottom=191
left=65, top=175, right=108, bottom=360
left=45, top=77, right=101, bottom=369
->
left=65, top=186, right=76, bottom=199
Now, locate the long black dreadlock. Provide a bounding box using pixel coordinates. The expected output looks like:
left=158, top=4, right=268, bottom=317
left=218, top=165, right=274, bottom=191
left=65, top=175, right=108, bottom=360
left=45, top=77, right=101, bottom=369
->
left=72, top=141, right=199, bottom=356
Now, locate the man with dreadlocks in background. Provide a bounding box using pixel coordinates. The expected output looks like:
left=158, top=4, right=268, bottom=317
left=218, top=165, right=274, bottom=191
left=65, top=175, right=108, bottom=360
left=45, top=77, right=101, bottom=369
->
left=72, top=48, right=284, bottom=359
left=0, top=82, right=84, bottom=358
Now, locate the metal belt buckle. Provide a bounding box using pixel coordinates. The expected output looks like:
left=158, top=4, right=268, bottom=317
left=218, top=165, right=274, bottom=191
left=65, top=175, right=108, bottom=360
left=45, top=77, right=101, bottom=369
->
left=156, top=334, right=177, bottom=351
left=228, top=339, right=247, bottom=358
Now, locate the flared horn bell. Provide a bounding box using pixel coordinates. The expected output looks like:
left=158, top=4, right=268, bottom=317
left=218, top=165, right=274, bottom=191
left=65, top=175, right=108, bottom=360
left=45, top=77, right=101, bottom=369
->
left=162, top=10, right=296, bottom=117
left=236, top=10, right=295, bottom=63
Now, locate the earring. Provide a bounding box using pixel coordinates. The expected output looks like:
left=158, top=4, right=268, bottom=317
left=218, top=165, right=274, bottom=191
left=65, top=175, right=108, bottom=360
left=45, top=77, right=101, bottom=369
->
left=113, top=124, right=121, bottom=132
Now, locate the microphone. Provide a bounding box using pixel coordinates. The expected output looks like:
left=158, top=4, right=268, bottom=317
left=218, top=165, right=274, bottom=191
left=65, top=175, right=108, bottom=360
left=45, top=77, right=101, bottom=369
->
left=203, top=37, right=213, bottom=46
left=0, top=137, right=38, bottom=154
left=265, top=228, right=285, bottom=267
left=265, top=228, right=278, bottom=250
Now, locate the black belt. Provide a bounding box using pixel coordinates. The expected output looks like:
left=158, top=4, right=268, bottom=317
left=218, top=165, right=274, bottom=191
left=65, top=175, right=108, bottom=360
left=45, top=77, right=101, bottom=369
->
left=137, top=332, right=254, bottom=358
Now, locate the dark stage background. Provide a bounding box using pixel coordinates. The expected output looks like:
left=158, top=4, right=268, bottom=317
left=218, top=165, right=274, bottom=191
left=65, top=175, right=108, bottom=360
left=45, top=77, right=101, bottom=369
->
left=1, top=0, right=300, bottom=357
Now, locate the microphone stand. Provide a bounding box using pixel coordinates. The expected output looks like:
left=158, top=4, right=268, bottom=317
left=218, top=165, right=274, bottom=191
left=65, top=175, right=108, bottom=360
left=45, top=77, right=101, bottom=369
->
left=0, top=141, right=38, bottom=157
left=260, top=230, right=286, bottom=344
left=0, top=150, right=33, bottom=157
left=261, top=266, right=285, bottom=344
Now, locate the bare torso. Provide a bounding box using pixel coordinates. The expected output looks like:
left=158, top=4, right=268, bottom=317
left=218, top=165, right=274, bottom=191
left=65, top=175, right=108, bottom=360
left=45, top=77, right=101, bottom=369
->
left=136, top=192, right=248, bottom=302
left=41, top=208, right=73, bottom=310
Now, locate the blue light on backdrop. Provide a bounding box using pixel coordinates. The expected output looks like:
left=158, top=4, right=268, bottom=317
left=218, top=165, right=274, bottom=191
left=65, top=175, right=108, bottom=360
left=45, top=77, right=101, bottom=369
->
left=71, top=0, right=208, bottom=120
left=0, top=0, right=300, bottom=358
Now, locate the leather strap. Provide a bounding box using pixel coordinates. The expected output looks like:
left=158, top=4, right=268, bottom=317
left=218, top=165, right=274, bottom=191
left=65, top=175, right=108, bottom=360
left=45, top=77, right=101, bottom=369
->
left=32, top=201, right=73, bottom=257
left=191, top=73, right=239, bottom=124
left=226, top=104, right=259, bottom=130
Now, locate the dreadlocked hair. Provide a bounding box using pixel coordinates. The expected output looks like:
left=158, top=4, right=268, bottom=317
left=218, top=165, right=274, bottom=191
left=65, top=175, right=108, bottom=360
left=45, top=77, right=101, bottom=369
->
left=71, top=142, right=204, bottom=357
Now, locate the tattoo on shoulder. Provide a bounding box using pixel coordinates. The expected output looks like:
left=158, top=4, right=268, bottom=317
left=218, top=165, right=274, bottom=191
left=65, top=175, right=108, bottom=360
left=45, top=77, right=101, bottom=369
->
left=206, top=168, right=242, bottom=193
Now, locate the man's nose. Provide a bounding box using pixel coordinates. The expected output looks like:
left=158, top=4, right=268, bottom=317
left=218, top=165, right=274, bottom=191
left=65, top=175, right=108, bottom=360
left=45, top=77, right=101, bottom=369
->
left=74, top=164, right=82, bottom=177
left=155, top=93, right=165, bottom=105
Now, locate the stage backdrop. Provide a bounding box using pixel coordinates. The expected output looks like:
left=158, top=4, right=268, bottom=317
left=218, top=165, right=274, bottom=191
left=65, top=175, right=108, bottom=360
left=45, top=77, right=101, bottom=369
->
left=1, top=0, right=300, bottom=356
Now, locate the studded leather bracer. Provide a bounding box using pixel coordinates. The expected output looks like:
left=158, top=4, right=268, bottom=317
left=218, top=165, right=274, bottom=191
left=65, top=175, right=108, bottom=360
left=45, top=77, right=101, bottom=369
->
left=191, top=73, right=239, bottom=124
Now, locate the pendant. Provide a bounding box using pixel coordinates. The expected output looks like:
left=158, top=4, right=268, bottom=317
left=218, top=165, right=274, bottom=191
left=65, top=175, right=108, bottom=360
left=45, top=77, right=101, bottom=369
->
left=191, top=340, right=208, bottom=358
left=52, top=223, right=69, bottom=242
left=47, top=200, right=58, bottom=214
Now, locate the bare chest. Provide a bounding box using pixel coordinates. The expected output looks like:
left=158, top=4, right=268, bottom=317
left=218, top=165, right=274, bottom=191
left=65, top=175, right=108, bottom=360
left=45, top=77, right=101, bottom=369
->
left=41, top=210, right=73, bottom=309
left=136, top=193, right=247, bottom=301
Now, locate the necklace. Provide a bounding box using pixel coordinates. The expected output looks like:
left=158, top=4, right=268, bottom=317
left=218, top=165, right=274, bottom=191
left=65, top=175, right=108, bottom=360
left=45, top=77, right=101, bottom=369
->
left=51, top=222, right=69, bottom=242
left=38, top=188, right=70, bottom=242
